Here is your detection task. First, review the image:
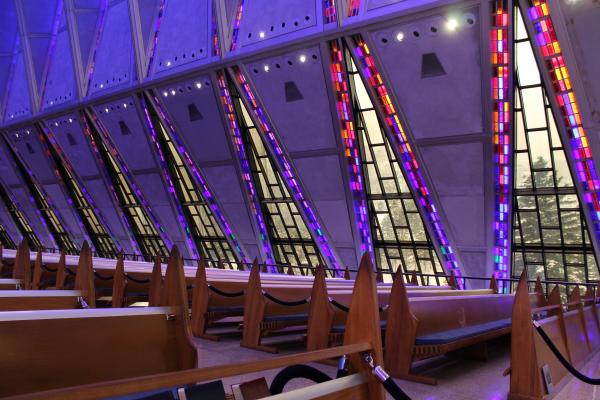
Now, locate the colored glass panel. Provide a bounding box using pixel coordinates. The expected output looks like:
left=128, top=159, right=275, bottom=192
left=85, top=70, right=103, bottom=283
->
left=0, top=184, right=36, bottom=249
left=352, top=35, right=462, bottom=282
left=142, top=94, right=239, bottom=265
left=512, top=7, right=599, bottom=288
left=82, top=111, right=169, bottom=259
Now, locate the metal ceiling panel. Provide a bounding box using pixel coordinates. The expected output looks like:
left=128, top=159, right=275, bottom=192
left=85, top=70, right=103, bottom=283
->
left=0, top=200, right=22, bottom=245
left=88, top=0, right=136, bottom=96
left=42, top=14, right=77, bottom=111
left=156, top=76, right=261, bottom=261
left=3, top=50, right=32, bottom=123
left=149, top=0, right=213, bottom=77
left=93, top=98, right=192, bottom=258
left=243, top=45, right=357, bottom=266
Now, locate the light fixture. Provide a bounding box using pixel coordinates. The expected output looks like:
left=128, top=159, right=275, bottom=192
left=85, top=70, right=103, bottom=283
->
left=123, top=103, right=127, bottom=108
left=170, top=89, right=176, bottom=95
left=99, top=83, right=104, bottom=89
left=68, top=118, right=73, bottom=123
left=263, top=65, right=270, bottom=72
left=163, top=91, right=168, bottom=97
left=54, top=122, right=59, bottom=127
left=166, top=61, right=172, bottom=67
left=446, top=18, right=459, bottom=31
left=259, top=31, right=265, bottom=39
left=299, top=54, right=307, bottom=63
left=395, top=31, right=405, bottom=42
left=104, top=108, right=109, bottom=113
left=195, top=82, right=202, bottom=89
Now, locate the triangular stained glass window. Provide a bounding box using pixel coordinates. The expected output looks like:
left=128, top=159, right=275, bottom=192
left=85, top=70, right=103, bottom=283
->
left=511, top=7, right=599, bottom=289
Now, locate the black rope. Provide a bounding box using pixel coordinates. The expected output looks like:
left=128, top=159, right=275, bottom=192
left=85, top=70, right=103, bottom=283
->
left=124, top=274, right=150, bottom=284
left=94, top=271, right=114, bottom=281
left=330, top=298, right=349, bottom=312
left=64, top=267, right=76, bottom=276
left=208, top=284, right=245, bottom=297
left=270, top=365, right=332, bottom=395
left=534, top=322, right=600, bottom=385
left=263, top=291, right=309, bottom=307
left=41, top=264, right=57, bottom=273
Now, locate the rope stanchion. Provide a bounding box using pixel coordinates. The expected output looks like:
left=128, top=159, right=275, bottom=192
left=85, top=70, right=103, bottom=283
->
left=262, top=291, right=309, bottom=307
left=330, top=298, right=349, bottom=312
left=533, top=321, right=600, bottom=385
left=94, top=271, right=114, bottom=281
left=41, top=264, right=57, bottom=273
left=363, top=353, right=412, bottom=400
left=64, top=267, right=76, bottom=276
left=208, top=285, right=245, bottom=297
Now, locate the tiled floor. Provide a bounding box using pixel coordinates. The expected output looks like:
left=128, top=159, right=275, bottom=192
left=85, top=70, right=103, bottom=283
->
left=192, top=336, right=512, bottom=400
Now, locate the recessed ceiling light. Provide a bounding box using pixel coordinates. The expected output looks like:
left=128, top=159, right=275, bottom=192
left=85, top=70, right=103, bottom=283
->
left=395, top=31, right=405, bottom=42
left=99, top=83, right=104, bottom=89
left=163, top=91, right=168, bottom=97
left=68, top=118, right=73, bottom=123
left=263, top=65, right=270, bottom=72
left=195, top=82, right=202, bottom=89
left=104, top=108, right=109, bottom=113
left=259, top=31, right=265, bottom=39
left=166, top=61, right=172, bottom=67
left=123, top=103, right=127, bottom=108
left=170, top=89, right=176, bottom=95
left=299, top=54, right=307, bottom=63
left=446, top=18, right=459, bottom=31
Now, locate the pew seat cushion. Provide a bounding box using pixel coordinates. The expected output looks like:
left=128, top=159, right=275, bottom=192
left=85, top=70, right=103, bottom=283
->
left=415, top=318, right=511, bottom=345
left=207, top=306, right=244, bottom=314
left=263, top=313, right=308, bottom=322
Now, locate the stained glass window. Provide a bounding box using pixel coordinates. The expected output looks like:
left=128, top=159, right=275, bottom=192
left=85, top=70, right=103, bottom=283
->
left=511, top=7, right=599, bottom=286
left=6, top=144, right=78, bottom=254
left=38, top=124, right=118, bottom=258
left=83, top=112, right=169, bottom=259
left=228, top=79, right=324, bottom=274
left=344, top=50, right=446, bottom=284
left=143, top=96, right=237, bottom=264
left=0, top=183, right=41, bottom=249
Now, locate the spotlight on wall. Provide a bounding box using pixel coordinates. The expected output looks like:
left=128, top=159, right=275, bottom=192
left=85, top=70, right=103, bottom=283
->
left=299, top=54, right=307, bottom=63
left=395, top=31, right=405, bottom=42
left=263, top=64, right=270, bottom=72
left=446, top=18, right=459, bottom=31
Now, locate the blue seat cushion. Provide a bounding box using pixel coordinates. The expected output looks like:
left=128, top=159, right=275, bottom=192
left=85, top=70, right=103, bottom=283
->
left=415, top=318, right=511, bottom=345
left=207, top=306, right=244, bottom=314
left=263, top=313, right=308, bottom=322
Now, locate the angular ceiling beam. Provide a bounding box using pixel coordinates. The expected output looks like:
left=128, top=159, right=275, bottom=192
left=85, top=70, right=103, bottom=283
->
left=63, top=0, right=86, bottom=100
left=128, top=0, right=148, bottom=82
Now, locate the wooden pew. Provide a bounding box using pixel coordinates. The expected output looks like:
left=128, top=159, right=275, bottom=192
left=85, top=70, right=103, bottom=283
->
left=384, top=271, right=530, bottom=385
left=509, top=272, right=600, bottom=399
left=5, top=251, right=386, bottom=400
left=0, top=245, right=196, bottom=397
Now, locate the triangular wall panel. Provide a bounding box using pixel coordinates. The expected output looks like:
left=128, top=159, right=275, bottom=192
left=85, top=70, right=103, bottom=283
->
left=74, top=7, right=102, bottom=74
left=243, top=46, right=357, bottom=267
left=93, top=98, right=192, bottom=258
left=4, top=50, right=32, bottom=123
left=137, top=0, right=161, bottom=52
left=42, top=13, right=77, bottom=110
left=149, top=0, right=211, bottom=77
left=88, top=0, right=136, bottom=95
left=44, top=113, right=136, bottom=255
left=366, top=8, right=488, bottom=278
left=156, top=76, right=260, bottom=261
left=0, top=0, right=18, bottom=116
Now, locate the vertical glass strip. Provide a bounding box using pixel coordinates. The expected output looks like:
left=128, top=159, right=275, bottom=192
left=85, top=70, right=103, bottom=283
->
left=37, top=122, right=118, bottom=258
left=492, top=0, right=512, bottom=291
left=525, top=1, right=600, bottom=245
left=142, top=94, right=241, bottom=265
left=146, top=0, right=166, bottom=76
left=216, top=71, right=274, bottom=264
left=347, top=0, right=360, bottom=17
left=352, top=35, right=462, bottom=282
left=328, top=40, right=372, bottom=256
left=512, top=7, right=598, bottom=288
left=233, top=67, right=341, bottom=274
left=212, top=0, right=221, bottom=57
left=0, top=221, right=15, bottom=248
left=324, top=0, right=337, bottom=24
left=82, top=110, right=170, bottom=259
left=5, top=141, right=78, bottom=254
left=229, top=0, right=244, bottom=51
